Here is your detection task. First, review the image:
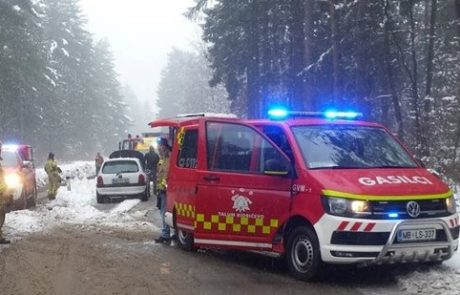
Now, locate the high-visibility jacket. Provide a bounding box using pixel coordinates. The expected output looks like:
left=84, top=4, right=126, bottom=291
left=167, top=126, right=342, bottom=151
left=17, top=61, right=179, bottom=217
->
left=156, top=156, right=170, bottom=191
left=45, top=159, right=59, bottom=176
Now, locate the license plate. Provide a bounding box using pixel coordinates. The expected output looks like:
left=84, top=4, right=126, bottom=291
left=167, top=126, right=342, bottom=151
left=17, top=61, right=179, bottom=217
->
left=112, top=178, right=129, bottom=184
left=397, top=229, right=436, bottom=242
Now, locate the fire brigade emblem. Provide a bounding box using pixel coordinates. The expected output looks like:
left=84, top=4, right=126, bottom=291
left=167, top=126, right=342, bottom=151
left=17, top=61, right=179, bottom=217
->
left=231, top=189, right=253, bottom=212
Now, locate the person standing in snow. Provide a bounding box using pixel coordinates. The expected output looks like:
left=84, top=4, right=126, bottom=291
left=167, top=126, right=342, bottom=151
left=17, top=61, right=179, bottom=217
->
left=0, top=141, right=12, bottom=244
left=95, top=152, right=104, bottom=175
left=144, top=146, right=159, bottom=200
left=155, top=138, right=172, bottom=244
left=44, top=153, right=61, bottom=200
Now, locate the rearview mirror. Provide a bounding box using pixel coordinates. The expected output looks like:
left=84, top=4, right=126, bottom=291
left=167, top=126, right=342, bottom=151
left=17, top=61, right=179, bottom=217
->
left=22, top=160, right=34, bottom=169
left=263, top=158, right=290, bottom=177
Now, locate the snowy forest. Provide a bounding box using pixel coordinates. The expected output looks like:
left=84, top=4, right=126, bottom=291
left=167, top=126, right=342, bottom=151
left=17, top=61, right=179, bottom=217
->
left=1, top=0, right=460, bottom=180
left=0, top=0, right=133, bottom=161
left=190, top=0, right=460, bottom=180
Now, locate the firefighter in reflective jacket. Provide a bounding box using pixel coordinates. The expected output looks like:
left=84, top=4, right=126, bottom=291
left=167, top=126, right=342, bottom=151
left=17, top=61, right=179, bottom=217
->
left=154, top=138, right=171, bottom=244
left=44, top=153, right=61, bottom=200
left=0, top=141, right=11, bottom=244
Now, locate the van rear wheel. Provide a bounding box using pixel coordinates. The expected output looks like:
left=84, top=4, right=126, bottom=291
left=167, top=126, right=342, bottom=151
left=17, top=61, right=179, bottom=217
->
left=174, top=218, right=194, bottom=251
left=286, top=226, right=322, bottom=281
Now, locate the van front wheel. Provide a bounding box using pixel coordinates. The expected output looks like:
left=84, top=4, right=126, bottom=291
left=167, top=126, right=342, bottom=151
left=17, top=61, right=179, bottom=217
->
left=286, top=226, right=321, bottom=281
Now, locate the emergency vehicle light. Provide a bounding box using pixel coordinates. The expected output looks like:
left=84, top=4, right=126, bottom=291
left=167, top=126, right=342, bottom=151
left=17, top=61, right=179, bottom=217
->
left=267, top=108, right=289, bottom=120
left=2, top=144, right=19, bottom=150
left=388, top=212, right=399, bottom=218
left=268, top=108, right=363, bottom=120
left=324, top=110, right=362, bottom=120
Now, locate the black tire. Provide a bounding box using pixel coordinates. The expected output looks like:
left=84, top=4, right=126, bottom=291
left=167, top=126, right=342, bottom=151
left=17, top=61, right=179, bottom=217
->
left=285, top=226, right=322, bottom=281
left=28, top=184, right=37, bottom=208
left=96, top=193, right=104, bottom=204
left=17, top=188, right=28, bottom=210
left=141, top=190, right=148, bottom=202
left=174, top=215, right=194, bottom=251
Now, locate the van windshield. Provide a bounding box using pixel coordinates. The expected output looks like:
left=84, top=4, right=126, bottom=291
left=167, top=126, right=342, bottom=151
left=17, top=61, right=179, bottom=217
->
left=291, top=125, right=418, bottom=169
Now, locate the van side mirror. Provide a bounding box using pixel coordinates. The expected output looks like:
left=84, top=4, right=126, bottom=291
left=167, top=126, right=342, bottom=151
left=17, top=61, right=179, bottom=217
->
left=263, top=159, right=290, bottom=177
left=22, top=160, right=34, bottom=169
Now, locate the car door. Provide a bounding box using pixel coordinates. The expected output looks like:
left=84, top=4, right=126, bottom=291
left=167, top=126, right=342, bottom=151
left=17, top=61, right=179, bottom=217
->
left=194, top=120, right=292, bottom=250
left=169, top=125, right=199, bottom=232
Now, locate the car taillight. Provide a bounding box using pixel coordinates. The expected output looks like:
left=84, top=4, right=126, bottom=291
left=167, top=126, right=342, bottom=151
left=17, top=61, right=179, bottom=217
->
left=138, top=174, right=146, bottom=185
left=97, top=176, right=104, bottom=187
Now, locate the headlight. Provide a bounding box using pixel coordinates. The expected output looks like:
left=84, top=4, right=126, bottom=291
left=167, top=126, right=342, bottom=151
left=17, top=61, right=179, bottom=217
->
left=446, top=196, right=457, bottom=214
left=322, top=196, right=371, bottom=217
left=5, top=173, right=22, bottom=188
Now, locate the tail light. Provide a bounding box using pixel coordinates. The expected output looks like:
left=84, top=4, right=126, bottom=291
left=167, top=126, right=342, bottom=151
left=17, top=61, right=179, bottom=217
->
left=138, top=174, right=146, bottom=185
left=97, top=176, right=104, bottom=187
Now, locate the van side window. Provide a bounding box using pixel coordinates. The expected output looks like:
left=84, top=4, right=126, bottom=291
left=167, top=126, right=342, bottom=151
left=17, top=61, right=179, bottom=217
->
left=206, top=122, right=289, bottom=174
left=177, top=129, right=198, bottom=169
left=260, top=125, right=294, bottom=161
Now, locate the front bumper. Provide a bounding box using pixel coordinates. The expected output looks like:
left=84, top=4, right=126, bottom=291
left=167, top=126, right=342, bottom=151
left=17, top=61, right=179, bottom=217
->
left=315, top=214, right=459, bottom=264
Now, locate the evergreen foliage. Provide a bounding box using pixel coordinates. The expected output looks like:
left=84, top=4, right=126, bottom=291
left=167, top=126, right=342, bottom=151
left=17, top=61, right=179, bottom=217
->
left=194, top=0, right=460, bottom=179
left=156, top=47, right=230, bottom=118
left=0, top=0, right=130, bottom=162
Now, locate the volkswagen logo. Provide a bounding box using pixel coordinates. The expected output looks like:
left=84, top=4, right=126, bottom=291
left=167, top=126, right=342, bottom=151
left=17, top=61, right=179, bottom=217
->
left=406, top=201, right=421, bottom=218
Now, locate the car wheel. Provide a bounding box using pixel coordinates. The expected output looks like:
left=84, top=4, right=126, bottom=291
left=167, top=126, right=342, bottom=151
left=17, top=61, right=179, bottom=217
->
left=175, top=222, right=194, bottom=251
left=96, top=193, right=104, bottom=204
left=17, top=189, right=28, bottom=210
left=28, top=184, right=37, bottom=208
left=141, top=190, right=148, bottom=202
left=286, top=226, right=322, bottom=281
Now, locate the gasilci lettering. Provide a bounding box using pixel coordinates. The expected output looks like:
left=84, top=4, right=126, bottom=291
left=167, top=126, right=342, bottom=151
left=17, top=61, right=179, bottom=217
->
left=358, top=176, right=433, bottom=186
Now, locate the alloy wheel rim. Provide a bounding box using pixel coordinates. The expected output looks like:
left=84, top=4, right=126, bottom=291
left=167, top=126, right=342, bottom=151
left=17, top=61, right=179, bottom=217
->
left=178, top=229, right=188, bottom=244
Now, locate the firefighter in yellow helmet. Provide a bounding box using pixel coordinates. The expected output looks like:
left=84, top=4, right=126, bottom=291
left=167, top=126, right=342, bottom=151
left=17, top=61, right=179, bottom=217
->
left=0, top=140, right=12, bottom=244
left=44, top=152, right=61, bottom=200
left=154, top=138, right=171, bottom=244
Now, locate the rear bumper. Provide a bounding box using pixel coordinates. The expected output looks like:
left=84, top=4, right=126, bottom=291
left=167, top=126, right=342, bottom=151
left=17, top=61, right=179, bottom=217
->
left=315, top=213, right=459, bottom=264
left=97, top=185, right=146, bottom=196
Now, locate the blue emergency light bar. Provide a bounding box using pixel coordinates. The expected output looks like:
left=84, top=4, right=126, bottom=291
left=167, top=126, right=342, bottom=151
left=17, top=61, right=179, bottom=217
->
left=267, top=108, right=363, bottom=120
left=267, top=108, right=289, bottom=119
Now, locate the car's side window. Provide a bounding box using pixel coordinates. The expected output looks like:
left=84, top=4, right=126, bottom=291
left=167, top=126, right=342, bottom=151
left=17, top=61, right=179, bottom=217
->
left=177, top=129, right=198, bottom=169
left=206, top=122, right=289, bottom=174
left=260, top=125, right=294, bottom=161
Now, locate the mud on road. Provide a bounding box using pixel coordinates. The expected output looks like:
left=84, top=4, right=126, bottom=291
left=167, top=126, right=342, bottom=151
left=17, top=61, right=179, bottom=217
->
left=0, top=197, right=406, bottom=295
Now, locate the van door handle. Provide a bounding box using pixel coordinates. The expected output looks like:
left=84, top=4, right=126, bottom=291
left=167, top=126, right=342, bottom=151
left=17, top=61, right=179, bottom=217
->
left=203, top=175, right=220, bottom=182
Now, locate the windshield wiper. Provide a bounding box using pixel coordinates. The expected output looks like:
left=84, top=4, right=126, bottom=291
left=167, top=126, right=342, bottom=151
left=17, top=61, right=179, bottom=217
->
left=372, top=165, right=417, bottom=169
left=310, top=166, right=367, bottom=170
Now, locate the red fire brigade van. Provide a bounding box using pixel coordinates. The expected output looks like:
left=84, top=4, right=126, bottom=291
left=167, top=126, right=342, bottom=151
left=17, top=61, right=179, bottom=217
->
left=149, top=110, right=458, bottom=281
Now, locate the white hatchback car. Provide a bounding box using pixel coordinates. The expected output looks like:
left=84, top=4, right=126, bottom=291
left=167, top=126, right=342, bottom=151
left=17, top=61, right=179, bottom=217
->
left=96, top=157, right=149, bottom=203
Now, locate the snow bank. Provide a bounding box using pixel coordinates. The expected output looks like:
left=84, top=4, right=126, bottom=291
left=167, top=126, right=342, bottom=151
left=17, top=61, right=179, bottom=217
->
left=3, top=173, right=158, bottom=245
left=36, top=161, right=95, bottom=188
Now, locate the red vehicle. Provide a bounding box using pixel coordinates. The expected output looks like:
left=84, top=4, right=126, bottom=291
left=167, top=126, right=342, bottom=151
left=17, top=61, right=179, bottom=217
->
left=149, top=110, right=458, bottom=281
left=1, top=144, right=37, bottom=210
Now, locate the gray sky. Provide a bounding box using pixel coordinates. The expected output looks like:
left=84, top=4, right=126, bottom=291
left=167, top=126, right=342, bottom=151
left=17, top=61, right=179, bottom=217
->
left=79, top=0, right=201, bottom=111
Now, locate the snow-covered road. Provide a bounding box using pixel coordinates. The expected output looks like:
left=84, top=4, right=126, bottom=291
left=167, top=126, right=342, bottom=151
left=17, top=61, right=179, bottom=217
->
left=1, top=162, right=460, bottom=295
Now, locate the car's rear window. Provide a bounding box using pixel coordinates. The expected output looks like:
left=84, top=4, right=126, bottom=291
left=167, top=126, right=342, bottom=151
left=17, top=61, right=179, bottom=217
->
left=102, top=161, right=139, bottom=174
left=0, top=151, right=19, bottom=167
